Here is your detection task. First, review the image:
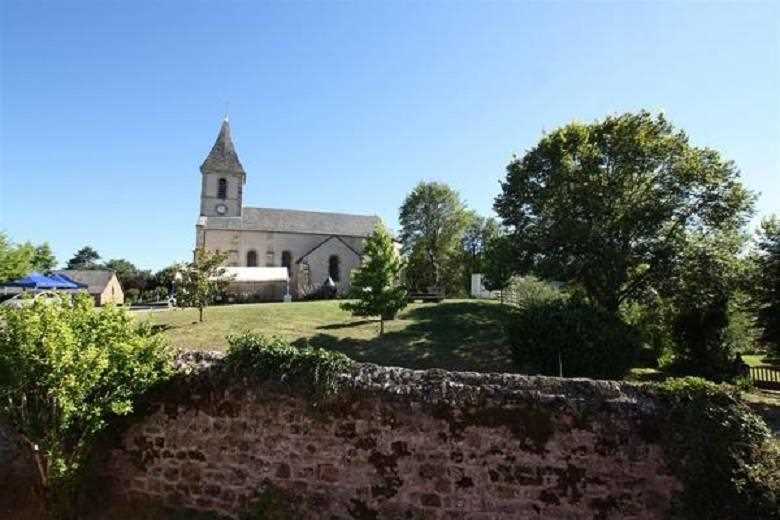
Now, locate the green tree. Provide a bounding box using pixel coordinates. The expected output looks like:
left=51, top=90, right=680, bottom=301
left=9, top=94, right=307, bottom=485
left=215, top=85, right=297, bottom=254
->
left=482, top=234, right=515, bottom=302
left=399, top=181, right=469, bottom=294
left=103, top=258, right=151, bottom=292
left=460, top=213, right=500, bottom=293
left=0, top=232, right=34, bottom=282
left=342, top=225, right=407, bottom=335
left=659, top=230, right=749, bottom=380
left=753, top=216, right=780, bottom=354
left=66, top=246, right=100, bottom=270
left=494, top=111, right=755, bottom=313
left=0, top=293, right=172, bottom=519
left=31, top=243, right=57, bottom=272
left=176, top=248, right=231, bottom=322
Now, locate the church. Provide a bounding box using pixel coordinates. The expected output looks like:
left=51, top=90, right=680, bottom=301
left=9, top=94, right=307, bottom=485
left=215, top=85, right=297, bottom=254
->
left=195, top=119, right=380, bottom=300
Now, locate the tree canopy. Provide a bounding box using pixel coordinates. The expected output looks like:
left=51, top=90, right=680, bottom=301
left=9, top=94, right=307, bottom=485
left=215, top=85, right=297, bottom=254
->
left=0, top=233, right=58, bottom=282
left=66, top=246, right=101, bottom=270
left=399, top=181, right=469, bottom=293
left=753, top=216, right=780, bottom=353
left=494, top=111, right=754, bottom=312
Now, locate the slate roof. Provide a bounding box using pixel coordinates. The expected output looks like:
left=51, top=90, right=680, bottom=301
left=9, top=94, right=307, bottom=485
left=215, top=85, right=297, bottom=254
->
left=200, top=119, right=245, bottom=175
left=201, top=208, right=380, bottom=237
left=55, top=270, right=116, bottom=294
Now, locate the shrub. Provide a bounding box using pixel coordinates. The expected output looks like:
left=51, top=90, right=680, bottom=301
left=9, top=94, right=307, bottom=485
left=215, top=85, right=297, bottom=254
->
left=0, top=293, right=173, bottom=519
left=508, top=299, right=639, bottom=379
left=655, top=378, right=779, bottom=519
left=225, top=333, right=353, bottom=397
left=503, top=275, right=566, bottom=309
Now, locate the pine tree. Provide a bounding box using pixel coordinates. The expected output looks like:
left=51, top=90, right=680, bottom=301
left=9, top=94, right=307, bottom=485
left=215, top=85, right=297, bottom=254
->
left=341, top=225, right=407, bottom=335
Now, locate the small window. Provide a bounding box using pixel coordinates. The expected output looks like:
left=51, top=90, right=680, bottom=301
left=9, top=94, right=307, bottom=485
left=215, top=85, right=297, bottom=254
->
left=217, top=178, right=227, bottom=199
left=246, top=250, right=258, bottom=267
left=281, top=251, right=292, bottom=275
left=329, top=255, right=340, bottom=282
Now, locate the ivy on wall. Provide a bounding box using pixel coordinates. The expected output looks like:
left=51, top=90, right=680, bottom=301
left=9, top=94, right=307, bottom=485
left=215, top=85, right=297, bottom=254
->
left=654, top=377, right=779, bottom=519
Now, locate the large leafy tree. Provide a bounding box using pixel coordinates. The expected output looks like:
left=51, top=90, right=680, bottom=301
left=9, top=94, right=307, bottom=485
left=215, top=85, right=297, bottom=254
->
left=399, top=181, right=469, bottom=294
left=31, top=243, right=57, bottom=272
left=482, top=234, right=515, bottom=303
left=0, top=232, right=34, bottom=282
left=66, top=246, right=100, bottom=270
left=753, top=216, right=780, bottom=354
left=0, top=293, right=172, bottom=518
left=341, top=225, right=407, bottom=335
left=0, top=233, right=57, bottom=281
left=658, top=230, right=750, bottom=380
left=103, top=258, right=151, bottom=292
left=176, top=248, right=231, bottom=322
left=494, top=111, right=754, bottom=312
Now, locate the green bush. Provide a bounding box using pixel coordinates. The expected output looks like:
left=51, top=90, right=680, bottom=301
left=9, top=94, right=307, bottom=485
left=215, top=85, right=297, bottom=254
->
left=503, top=275, right=565, bottom=309
left=0, top=293, right=173, bottom=519
left=225, top=332, right=353, bottom=397
left=508, top=299, right=639, bottom=379
left=655, top=377, right=779, bottom=519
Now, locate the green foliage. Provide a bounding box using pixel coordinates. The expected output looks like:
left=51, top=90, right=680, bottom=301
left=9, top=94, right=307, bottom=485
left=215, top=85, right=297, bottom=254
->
left=225, top=332, right=353, bottom=397
left=176, top=248, right=231, bottom=322
left=459, top=213, right=501, bottom=293
left=661, top=231, right=750, bottom=380
left=0, top=293, right=173, bottom=518
left=103, top=258, right=152, bottom=292
left=621, top=299, right=676, bottom=368
left=495, top=111, right=755, bottom=312
left=503, top=275, right=565, bottom=309
left=655, top=377, right=779, bottom=519
left=341, top=225, right=407, bottom=335
left=752, top=215, right=780, bottom=354
left=66, top=246, right=100, bottom=270
left=507, top=298, right=639, bottom=379
left=0, top=232, right=57, bottom=282
left=400, top=181, right=470, bottom=294
left=481, top=235, right=515, bottom=300
left=32, top=243, right=57, bottom=272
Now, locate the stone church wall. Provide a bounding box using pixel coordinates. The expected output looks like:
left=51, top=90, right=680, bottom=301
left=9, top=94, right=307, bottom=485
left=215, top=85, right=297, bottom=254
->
left=201, top=229, right=364, bottom=297
left=99, top=353, right=681, bottom=519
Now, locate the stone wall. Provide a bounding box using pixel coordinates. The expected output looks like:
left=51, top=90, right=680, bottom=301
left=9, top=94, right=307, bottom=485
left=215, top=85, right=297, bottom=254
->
left=101, top=353, right=681, bottom=519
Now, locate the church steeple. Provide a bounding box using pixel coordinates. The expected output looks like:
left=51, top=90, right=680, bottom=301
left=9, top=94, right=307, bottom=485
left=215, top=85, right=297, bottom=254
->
left=200, top=118, right=246, bottom=175
left=199, top=118, right=246, bottom=218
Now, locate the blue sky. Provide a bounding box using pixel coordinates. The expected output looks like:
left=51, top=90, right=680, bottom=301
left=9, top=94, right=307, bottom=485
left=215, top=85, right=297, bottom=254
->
left=1, top=1, right=778, bottom=271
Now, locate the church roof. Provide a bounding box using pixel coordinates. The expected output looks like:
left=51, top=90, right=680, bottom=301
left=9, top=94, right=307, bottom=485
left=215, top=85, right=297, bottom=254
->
left=201, top=207, right=380, bottom=237
left=200, top=119, right=245, bottom=175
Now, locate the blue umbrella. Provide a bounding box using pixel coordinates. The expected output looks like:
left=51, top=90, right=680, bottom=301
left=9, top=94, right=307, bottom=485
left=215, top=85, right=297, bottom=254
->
left=2, top=272, right=86, bottom=290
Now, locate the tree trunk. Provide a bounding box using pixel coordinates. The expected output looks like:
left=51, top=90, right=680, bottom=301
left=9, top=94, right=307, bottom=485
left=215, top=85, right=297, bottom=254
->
left=380, top=318, right=384, bottom=336
left=198, top=306, right=204, bottom=322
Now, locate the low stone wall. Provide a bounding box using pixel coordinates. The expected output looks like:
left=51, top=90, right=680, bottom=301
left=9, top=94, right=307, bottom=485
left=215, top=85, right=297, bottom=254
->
left=100, top=352, right=680, bottom=519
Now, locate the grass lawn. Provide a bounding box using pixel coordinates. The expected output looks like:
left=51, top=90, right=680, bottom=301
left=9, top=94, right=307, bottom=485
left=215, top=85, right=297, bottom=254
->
left=138, top=299, right=517, bottom=373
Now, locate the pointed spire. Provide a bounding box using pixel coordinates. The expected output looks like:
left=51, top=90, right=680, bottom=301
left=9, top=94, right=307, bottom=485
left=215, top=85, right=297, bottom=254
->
left=200, top=118, right=245, bottom=174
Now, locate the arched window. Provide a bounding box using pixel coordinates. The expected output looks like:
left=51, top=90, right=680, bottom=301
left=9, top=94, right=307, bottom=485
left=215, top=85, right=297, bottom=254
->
left=281, top=251, right=292, bottom=275
left=329, top=255, right=340, bottom=282
left=246, top=250, right=258, bottom=267
left=217, top=178, right=227, bottom=199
